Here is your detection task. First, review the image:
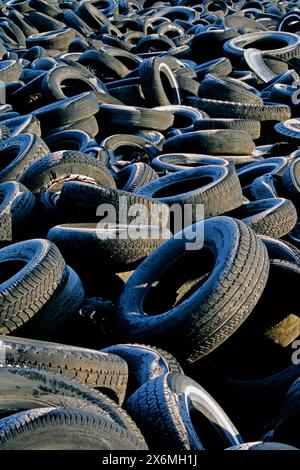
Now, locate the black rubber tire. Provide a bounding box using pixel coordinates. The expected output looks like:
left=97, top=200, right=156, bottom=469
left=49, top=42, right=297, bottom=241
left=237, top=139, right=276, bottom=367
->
left=162, top=130, right=255, bottom=156
left=137, top=165, right=243, bottom=220
left=0, top=406, right=147, bottom=450
left=151, top=154, right=229, bottom=173
left=116, top=162, right=158, bottom=192
left=259, top=236, right=300, bottom=265
left=0, top=335, right=128, bottom=404
left=250, top=173, right=280, bottom=200
left=76, top=1, right=109, bottom=30
left=100, top=134, right=160, bottom=168
left=242, top=49, right=277, bottom=84
left=0, top=181, right=35, bottom=243
left=57, top=183, right=169, bottom=227
left=48, top=115, right=99, bottom=138
left=62, top=9, right=93, bottom=36
left=102, top=344, right=183, bottom=397
left=0, top=60, right=23, bottom=83
left=0, top=238, right=66, bottom=335
left=198, top=74, right=262, bottom=105
left=0, top=117, right=31, bottom=138
left=0, top=133, right=50, bottom=183
left=154, top=104, right=208, bottom=133
left=194, top=118, right=261, bottom=141
left=44, top=130, right=94, bottom=152
left=275, top=119, right=300, bottom=142
left=139, top=57, right=181, bottom=107
left=99, top=104, right=174, bottom=131
left=195, top=57, right=232, bottom=80
left=26, top=28, right=76, bottom=51
left=226, top=198, right=298, bottom=239
left=40, top=65, right=109, bottom=103
left=47, top=223, right=170, bottom=272
left=28, top=11, right=65, bottom=33
left=10, top=261, right=85, bottom=341
left=187, top=97, right=291, bottom=121
left=236, top=157, right=288, bottom=198
left=282, top=157, right=300, bottom=207
left=117, top=217, right=270, bottom=363
left=32, top=92, right=99, bottom=131
left=224, top=31, right=300, bottom=62
left=19, top=150, right=116, bottom=194
left=78, top=50, right=129, bottom=81
left=0, top=363, right=143, bottom=439
left=125, top=372, right=242, bottom=450
left=285, top=221, right=300, bottom=249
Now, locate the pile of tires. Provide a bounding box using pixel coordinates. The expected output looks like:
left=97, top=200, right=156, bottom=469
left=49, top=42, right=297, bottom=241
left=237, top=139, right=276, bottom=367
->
left=0, top=0, right=299, bottom=451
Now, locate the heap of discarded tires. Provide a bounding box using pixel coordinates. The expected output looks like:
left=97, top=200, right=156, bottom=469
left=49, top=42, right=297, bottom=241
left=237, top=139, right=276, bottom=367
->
left=0, top=0, right=300, bottom=451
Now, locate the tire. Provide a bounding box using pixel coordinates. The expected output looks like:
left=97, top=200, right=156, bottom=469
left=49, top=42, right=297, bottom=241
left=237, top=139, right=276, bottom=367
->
left=0, top=408, right=146, bottom=450
left=195, top=57, right=232, bottom=80
left=259, top=236, right=300, bottom=265
left=0, top=181, right=35, bottom=243
left=250, top=174, right=281, bottom=200
left=13, top=264, right=85, bottom=342
left=0, top=335, right=128, bottom=404
left=133, top=34, right=176, bottom=54
left=44, top=130, right=94, bottom=152
left=139, top=57, right=181, bottom=107
left=57, top=183, right=170, bottom=227
left=224, top=31, right=300, bottom=62
left=19, top=150, right=116, bottom=194
left=75, top=1, right=109, bottom=30
left=0, top=133, right=50, bottom=183
left=100, top=134, right=160, bottom=168
left=47, top=223, right=170, bottom=271
left=99, top=104, right=174, bottom=131
left=187, top=97, right=292, bottom=121
left=194, top=118, right=261, bottom=141
left=282, top=157, right=300, bottom=207
left=29, top=0, right=61, bottom=18
left=226, top=198, right=298, bottom=239
left=243, top=49, right=277, bottom=84
left=0, top=238, right=66, bottom=335
left=49, top=115, right=99, bottom=138
left=162, top=130, right=255, bottom=156
left=62, top=9, right=93, bottom=36
left=236, top=157, right=288, bottom=198
left=0, top=60, right=23, bottom=83
left=0, top=365, right=146, bottom=443
left=153, top=105, right=208, bottom=133
left=125, top=372, right=242, bottom=450
left=40, top=65, right=108, bottom=103
left=117, top=162, right=159, bottom=192
left=78, top=50, right=129, bottom=81
left=285, top=221, right=300, bottom=249
left=275, top=119, right=300, bottom=142
left=137, top=165, right=243, bottom=220
left=198, top=74, right=262, bottom=105
left=2, top=115, right=41, bottom=137
left=26, top=28, right=76, bottom=51
left=151, top=154, right=229, bottom=173
left=102, top=344, right=183, bottom=396
left=28, top=11, right=65, bottom=33
left=32, top=92, right=99, bottom=131
left=117, top=217, right=270, bottom=363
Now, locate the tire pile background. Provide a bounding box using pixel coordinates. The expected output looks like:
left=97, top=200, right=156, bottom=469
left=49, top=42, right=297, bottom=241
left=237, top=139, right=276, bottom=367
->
left=0, top=0, right=299, bottom=451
